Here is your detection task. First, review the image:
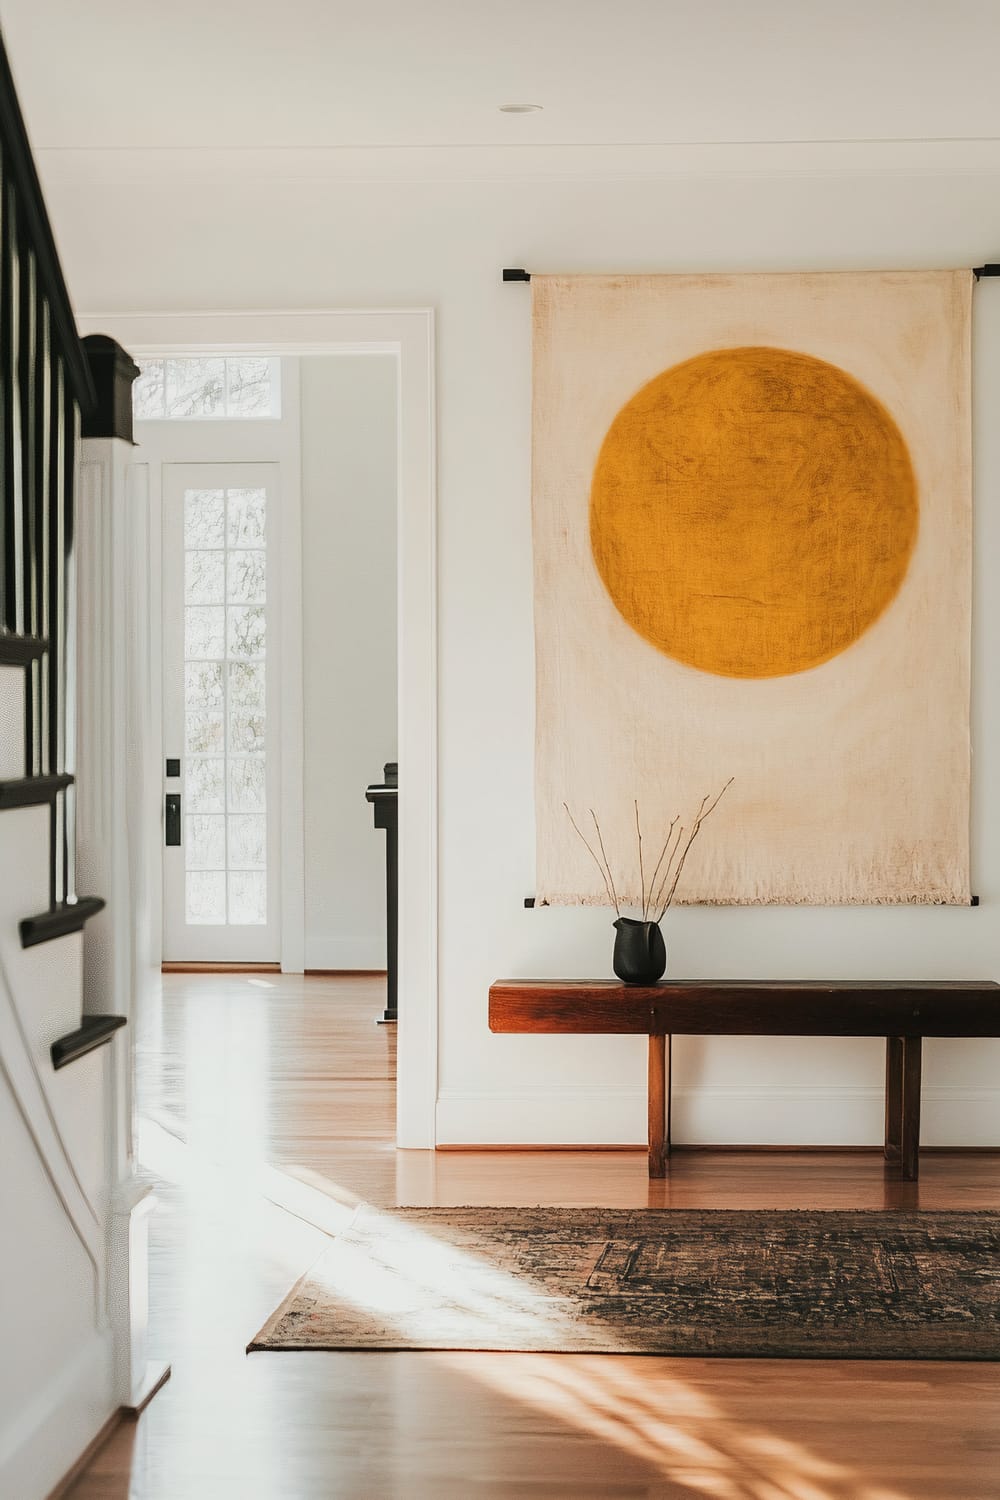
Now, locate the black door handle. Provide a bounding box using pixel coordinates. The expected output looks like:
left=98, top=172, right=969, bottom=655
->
left=165, top=792, right=181, bottom=846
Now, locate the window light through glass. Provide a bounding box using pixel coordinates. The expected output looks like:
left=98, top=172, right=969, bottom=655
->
left=184, top=486, right=267, bottom=926
left=133, top=357, right=280, bottom=419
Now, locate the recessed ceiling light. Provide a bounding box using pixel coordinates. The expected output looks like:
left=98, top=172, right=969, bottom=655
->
left=499, top=103, right=543, bottom=114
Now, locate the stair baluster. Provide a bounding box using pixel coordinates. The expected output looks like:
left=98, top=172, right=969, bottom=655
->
left=0, top=31, right=120, bottom=1060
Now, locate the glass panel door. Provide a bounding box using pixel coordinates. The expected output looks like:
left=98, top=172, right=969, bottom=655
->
left=162, top=464, right=280, bottom=961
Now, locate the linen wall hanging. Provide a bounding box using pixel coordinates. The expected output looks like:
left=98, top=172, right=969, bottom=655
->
left=531, top=271, right=972, bottom=905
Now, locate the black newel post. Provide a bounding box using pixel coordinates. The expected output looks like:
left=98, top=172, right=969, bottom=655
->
left=366, top=761, right=398, bottom=1024
left=81, top=334, right=140, bottom=442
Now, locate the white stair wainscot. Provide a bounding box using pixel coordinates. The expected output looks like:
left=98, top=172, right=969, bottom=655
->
left=0, top=336, right=162, bottom=1498
left=76, top=338, right=168, bottom=1417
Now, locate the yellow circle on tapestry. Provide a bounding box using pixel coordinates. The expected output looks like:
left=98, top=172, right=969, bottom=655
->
left=589, top=346, right=918, bottom=678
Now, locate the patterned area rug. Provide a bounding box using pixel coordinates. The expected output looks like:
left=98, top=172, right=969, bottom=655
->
left=249, top=1207, right=1000, bottom=1359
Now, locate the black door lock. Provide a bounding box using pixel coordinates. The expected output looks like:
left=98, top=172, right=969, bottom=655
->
left=165, top=793, right=181, bottom=846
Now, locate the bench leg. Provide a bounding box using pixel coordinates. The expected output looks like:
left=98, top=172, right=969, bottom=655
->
left=648, top=1033, right=670, bottom=1177
left=900, top=1036, right=922, bottom=1181
left=884, top=1036, right=903, bottom=1163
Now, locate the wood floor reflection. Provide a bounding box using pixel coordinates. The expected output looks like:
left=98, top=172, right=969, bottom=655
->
left=67, top=972, right=1000, bottom=1499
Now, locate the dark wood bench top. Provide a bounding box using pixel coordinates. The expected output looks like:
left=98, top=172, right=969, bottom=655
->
left=489, top=980, right=1000, bottom=1037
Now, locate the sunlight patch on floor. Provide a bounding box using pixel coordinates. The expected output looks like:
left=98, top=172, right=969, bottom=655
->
left=128, top=974, right=944, bottom=1500
left=138, top=1115, right=359, bottom=1237
left=297, top=1207, right=597, bottom=1348
left=138, top=1114, right=918, bottom=1500
left=460, top=1353, right=915, bottom=1500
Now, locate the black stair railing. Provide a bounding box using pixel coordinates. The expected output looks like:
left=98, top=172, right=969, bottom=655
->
left=0, top=28, right=93, bottom=899
left=0, top=30, right=119, bottom=1059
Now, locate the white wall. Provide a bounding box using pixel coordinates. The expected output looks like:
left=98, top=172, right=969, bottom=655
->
left=48, top=142, right=1000, bottom=1145
left=0, top=807, right=117, bottom=1500
left=300, top=355, right=398, bottom=970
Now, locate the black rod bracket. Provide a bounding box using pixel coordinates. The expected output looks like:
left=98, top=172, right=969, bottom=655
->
left=502, top=268, right=531, bottom=282
left=973, top=264, right=1000, bottom=280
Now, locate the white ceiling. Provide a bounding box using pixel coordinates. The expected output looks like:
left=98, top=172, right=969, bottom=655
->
left=3, top=0, right=1000, bottom=153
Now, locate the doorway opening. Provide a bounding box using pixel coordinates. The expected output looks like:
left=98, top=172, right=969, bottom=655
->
left=77, top=308, right=438, bottom=1150
left=138, top=352, right=399, bottom=980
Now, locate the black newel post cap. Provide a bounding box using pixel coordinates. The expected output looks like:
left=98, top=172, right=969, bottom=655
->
left=81, top=334, right=141, bottom=443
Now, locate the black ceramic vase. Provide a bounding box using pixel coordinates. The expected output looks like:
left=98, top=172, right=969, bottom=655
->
left=612, top=917, right=667, bottom=985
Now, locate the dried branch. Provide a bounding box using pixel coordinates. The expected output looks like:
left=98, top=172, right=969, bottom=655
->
left=564, top=803, right=619, bottom=914
left=644, top=815, right=680, bottom=919
left=649, top=818, right=685, bottom=917
left=635, top=800, right=646, bottom=919
left=565, top=779, right=733, bottom=919
left=655, top=777, right=734, bottom=920
left=590, top=810, right=621, bottom=918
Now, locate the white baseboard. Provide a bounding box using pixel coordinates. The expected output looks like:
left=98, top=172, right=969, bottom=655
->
left=435, top=1086, right=1000, bottom=1148
left=304, top=937, right=385, bottom=971
left=0, top=1329, right=114, bottom=1500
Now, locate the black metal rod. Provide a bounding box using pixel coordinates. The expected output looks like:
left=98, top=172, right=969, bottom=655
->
left=39, top=345, right=55, bottom=783
left=0, top=152, right=5, bottom=636
left=45, top=357, right=61, bottom=783
left=47, top=360, right=68, bottom=902
left=515, top=266, right=992, bottom=282
left=17, top=230, right=34, bottom=639
left=28, top=296, right=49, bottom=775
left=18, top=231, right=37, bottom=774
left=60, top=392, right=78, bottom=903
left=524, top=894, right=979, bottom=907
left=0, top=177, right=15, bottom=634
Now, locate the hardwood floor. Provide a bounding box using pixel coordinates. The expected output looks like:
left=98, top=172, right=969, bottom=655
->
left=67, top=972, right=1000, bottom=1499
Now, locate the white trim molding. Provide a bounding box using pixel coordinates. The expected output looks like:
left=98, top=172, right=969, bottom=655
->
left=304, top=938, right=387, bottom=972
left=76, top=311, right=438, bottom=1148
left=76, top=440, right=160, bottom=1039
left=436, top=1085, right=1000, bottom=1149
left=276, top=359, right=306, bottom=974
left=109, top=1176, right=170, bottom=1411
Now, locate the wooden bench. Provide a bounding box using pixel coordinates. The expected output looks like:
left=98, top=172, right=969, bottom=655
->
left=488, top=980, right=1000, bottom=1179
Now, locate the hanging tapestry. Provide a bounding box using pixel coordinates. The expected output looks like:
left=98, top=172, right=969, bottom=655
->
left=531, top=271, right=972, bottom=905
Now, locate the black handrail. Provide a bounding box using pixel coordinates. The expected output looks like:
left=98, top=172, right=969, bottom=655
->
left=0, top=32, right=94, bottom=413
left=0, top=27, right=112, bottom=985
left=0, top=29, right=124, bottom=1066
